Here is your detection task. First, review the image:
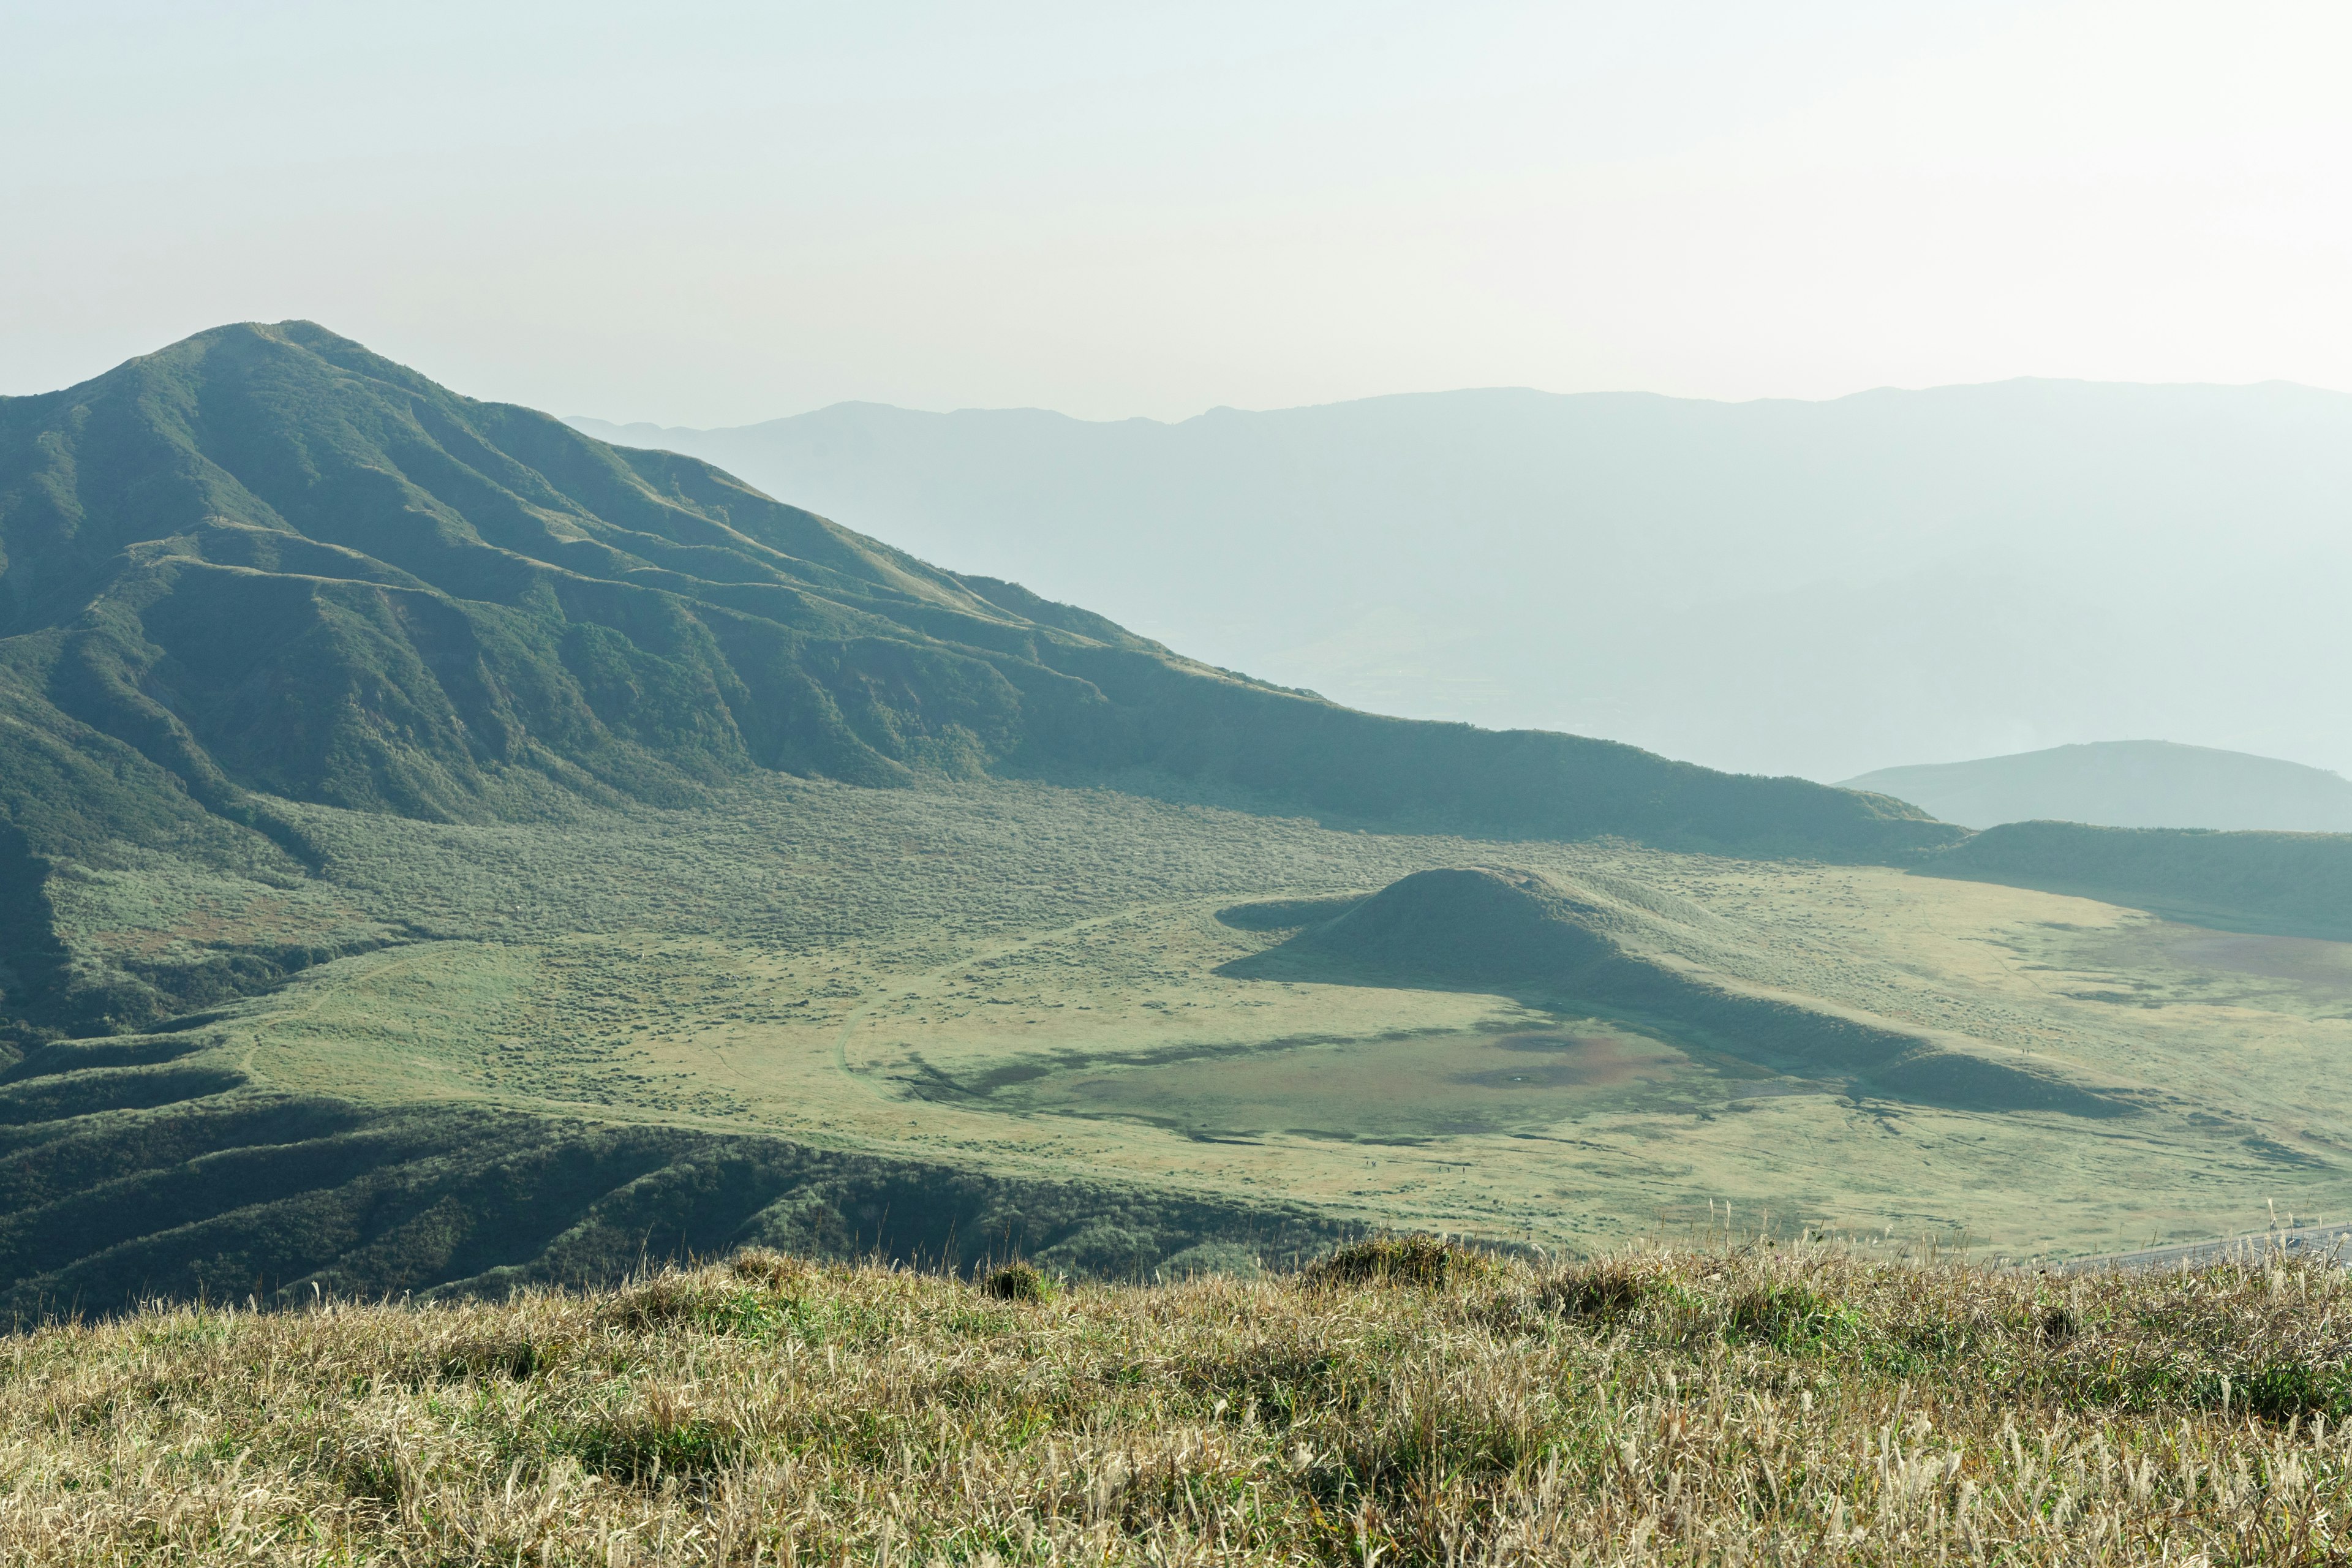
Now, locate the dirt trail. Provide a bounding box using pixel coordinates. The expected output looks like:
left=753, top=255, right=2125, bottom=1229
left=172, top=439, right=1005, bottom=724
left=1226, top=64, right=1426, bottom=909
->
left=827, top=904, right=1181, bottom=1092
left=2073, top=1222, right=2352, bottom=1272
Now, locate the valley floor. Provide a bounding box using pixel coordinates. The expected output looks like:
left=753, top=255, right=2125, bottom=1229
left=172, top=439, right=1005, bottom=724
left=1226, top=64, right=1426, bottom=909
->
left=34, top=774, right=2352, bottom=1272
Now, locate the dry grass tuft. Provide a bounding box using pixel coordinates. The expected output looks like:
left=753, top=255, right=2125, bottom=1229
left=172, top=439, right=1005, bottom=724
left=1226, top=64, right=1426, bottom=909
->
left=980, top=1261, right=1058, bottom=1303
left=1, top=1242, right=2348, bottom=1563
left=1298, top=1232, right=1494, bottom=1291
left=728, top=1248, right=819, bottom=1289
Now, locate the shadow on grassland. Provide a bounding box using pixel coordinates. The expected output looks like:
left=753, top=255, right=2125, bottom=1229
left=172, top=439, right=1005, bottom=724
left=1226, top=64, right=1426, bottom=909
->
left=0, top=1044, right=1359, bottom=1321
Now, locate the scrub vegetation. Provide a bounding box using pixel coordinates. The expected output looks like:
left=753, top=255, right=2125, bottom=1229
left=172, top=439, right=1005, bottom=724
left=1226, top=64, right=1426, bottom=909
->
left=10, top=768, right=2352, bottom=1312
left=2, top=1239, right=2348, bottom=1564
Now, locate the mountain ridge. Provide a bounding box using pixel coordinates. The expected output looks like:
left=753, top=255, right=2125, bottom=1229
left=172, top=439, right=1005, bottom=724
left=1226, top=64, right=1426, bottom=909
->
left=0, top=320, right=1951, bottom=1044
left=569, top=374, right=2346, bottom=443
left=1842, top=740, right=2352, bottom=834
left=567, top=380, right=2352, bottom=782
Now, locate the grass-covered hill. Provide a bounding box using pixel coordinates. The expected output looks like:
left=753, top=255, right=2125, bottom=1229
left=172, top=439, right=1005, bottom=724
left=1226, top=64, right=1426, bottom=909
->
left=1228, top=867, right=2130, bottom=1117
left=7, top=322, right=2352, bottom=1319
left=0, top=1069, right=1351, bottom=1322
left=3, top=1238, right=2346, bottom=1563
left=0, top=322, right=1964, bottom=1313
left=0, top=320, right=1945, bottom=858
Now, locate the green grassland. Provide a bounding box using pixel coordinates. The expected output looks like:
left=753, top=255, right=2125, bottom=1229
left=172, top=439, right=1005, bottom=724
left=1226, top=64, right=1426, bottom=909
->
left=17, top=771, right=2347, bottom=1302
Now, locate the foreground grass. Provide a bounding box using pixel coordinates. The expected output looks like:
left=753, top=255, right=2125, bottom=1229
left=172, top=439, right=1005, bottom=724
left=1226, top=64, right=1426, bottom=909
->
left=2, top=1241, right=2348, bottom=1564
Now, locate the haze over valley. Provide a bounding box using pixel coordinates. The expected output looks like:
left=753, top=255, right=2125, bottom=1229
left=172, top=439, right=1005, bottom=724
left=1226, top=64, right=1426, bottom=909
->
left=574, top=379, right=2352, bottom=783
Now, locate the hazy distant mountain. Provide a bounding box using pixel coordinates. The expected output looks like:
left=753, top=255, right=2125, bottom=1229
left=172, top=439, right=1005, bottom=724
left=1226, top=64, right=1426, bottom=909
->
left=573, top=382, right=2352, bottom=782
left=1842, top=741, right=2352, bottom=832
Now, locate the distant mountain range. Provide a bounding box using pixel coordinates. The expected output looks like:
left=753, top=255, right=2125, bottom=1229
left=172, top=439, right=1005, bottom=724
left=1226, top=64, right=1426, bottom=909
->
left=573, top=380, right=2352, bottom=782
left=1843, top=741, right=2352, bottom=833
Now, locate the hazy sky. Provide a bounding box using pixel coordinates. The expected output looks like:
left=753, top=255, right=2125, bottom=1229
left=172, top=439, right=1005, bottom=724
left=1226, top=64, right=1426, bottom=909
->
left=8, top=1, right=2351, bottom=424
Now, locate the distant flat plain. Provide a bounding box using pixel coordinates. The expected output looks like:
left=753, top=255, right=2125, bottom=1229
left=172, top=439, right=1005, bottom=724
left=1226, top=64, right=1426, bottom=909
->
left=56, top=773, right=2351, bottom=1264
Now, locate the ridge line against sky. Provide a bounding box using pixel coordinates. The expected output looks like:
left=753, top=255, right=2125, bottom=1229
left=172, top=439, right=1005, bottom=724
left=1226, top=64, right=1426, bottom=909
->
left=9, top=1, right=2352, bottom=426
left=552, top=373, right=2352, bottom=783
left=564, top=374, right=2352, bottom=435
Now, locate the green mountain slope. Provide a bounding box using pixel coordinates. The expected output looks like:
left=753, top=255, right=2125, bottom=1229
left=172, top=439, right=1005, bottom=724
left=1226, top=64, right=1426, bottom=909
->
left=1843, top=741, right=2352, bottom=832
left=0, top=322, right=1953, bottom=1042
left=19, top=325, right=2342, bottom=1307
left=0, top=1048, right=1351, bottom=1317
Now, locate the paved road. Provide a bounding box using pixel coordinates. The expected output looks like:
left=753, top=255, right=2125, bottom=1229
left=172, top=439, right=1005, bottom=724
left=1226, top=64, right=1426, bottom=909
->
left=2066, top=1222, right=2352, bottom=1273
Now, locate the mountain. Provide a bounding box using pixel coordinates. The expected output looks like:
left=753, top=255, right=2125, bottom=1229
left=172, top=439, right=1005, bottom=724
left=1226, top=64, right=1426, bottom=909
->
left=1841, top=741, right=2352, bottom=833
left=571, top=381, right=2352, bottom=782
left=1924, top=821, right=2352, bottom=943
left=0, top=322, right=1964, bottom=1307
left=0, top=320, right=1950, bottom=1032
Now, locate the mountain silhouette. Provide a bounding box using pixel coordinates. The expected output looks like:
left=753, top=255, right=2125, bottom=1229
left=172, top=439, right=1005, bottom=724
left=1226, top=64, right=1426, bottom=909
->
left=574, top=380, right=2352, bottom=782
left=0, top=323, right=1949, bottom=903
left=1844, top=741, right=2352, bottom=832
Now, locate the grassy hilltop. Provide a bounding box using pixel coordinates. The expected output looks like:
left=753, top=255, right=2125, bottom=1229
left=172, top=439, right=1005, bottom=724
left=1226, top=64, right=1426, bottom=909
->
left=1, top=1240, right=2347, bottom=1564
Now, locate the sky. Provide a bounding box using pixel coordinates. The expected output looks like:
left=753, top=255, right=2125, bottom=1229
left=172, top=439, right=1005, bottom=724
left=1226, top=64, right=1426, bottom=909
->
left=6, top=1, right=2352, bottom=425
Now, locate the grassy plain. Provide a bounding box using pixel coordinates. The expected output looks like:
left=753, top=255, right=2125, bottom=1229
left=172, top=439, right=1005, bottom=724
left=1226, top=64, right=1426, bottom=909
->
left=47, top=773, right=2352, bottom=1264
left=3, top=1240, right=2348, bottom=1563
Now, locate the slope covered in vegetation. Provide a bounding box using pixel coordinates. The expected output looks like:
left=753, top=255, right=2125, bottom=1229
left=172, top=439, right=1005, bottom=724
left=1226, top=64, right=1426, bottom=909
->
left=0, top=1068, right=1351, bottom=1320
left=1, top=1240, right=2345, bottom=1563
left=7, top=322, right=2352, bottom=1314
left=0, top=321, right=1953, bottom=1022
left=0, top=322, right=1972, bottom=1306
left=1927, top=821, right=2352, bottom=942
